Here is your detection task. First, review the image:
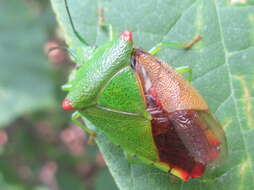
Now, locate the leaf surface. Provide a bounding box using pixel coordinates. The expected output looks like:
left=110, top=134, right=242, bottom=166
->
left=51, top=0, right=254, bottom=189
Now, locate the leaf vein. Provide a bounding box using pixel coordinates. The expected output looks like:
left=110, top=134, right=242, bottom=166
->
left=213, top=0, right=254, bottom=182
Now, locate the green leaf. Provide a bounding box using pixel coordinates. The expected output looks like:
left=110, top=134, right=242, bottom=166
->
left=51, top=0, right=254, bottom=189
left=0, top=0, right=55, bottom=127
left=95, top=168, right=118, bottom=190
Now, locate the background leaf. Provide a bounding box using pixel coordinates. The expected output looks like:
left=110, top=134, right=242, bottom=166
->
left=0, top=0, right=55, bottom=127
left=95, top=168, right=118, bottom=190
left=51, top=0, right=254, bottom=189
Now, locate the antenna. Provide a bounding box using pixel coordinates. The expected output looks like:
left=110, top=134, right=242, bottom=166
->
left=64, top=0, right=89, bottom=46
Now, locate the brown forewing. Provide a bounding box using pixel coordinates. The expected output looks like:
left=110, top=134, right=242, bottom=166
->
left=132, top=48, right=208, bottom=113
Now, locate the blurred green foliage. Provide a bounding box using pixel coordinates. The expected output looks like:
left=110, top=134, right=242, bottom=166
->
left=0, top=0, right=118, bottom=189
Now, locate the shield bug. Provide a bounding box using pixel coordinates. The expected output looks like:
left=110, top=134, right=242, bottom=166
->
left=60, top=0, right=227, bottom=181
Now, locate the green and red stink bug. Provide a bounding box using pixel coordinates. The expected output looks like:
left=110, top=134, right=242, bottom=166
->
left=60, top=0, right=227, bottom=181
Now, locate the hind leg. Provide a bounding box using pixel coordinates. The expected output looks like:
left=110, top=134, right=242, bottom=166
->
left=149, top=34, right=202, bottom=55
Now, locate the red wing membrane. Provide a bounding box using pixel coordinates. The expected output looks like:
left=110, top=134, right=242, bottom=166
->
left=146, top=93, right=221, bottom=181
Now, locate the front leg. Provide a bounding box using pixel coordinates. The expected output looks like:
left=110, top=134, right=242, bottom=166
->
left=98, top=8, right=115, bottom=41
left=72, top=111, right=96, bottom=145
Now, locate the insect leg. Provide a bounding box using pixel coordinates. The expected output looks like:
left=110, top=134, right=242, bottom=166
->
left=61, top=84, right=72, bottom=91
left=124, top=151, right=154, bottom=166
left=98, top=8, right=114, bottom=40
left=149, top=34, right=202, bottom=55
left=175, top=66, right=193, bottom=82
left=72, top=111, right=96, bottom=144
left=47, top=46, right=79, bottom=62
